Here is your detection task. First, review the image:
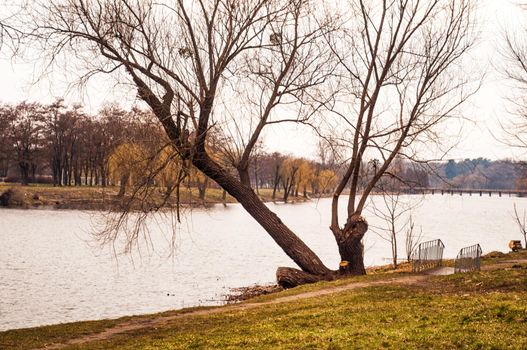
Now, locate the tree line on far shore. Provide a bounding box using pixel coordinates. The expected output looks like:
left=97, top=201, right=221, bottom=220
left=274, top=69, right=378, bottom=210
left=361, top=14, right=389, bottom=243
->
left=1, top=100, right=525, bottom=197
left=437, top=158, right=526, bottom=190
left=0, top=100, right=341, bottom=202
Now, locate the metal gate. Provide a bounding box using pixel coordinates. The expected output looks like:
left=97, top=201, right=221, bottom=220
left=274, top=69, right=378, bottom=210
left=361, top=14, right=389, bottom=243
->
left=412, top=239, right=445, bottom=272
left=454, top=244, right=482, bottom=273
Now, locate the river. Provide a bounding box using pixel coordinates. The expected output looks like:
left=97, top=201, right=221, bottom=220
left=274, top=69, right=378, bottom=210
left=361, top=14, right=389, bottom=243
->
left=1, top=194, right=526, bottom=331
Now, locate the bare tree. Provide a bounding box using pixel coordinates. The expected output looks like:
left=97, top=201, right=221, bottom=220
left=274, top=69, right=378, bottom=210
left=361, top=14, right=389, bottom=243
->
left=513, top=203, right=527, bottom=249
left=271, top=152, right=285, bottom=200
left=369, top=180, right=423, bottom=268
left=500, top=3, right=527, bottom=148
left=0, top=105, right=15, bottom=178
left=405, top=214, right=422, bottom=263
left=280, top=157, right=299, bottom=203
left=19, top=0, right=476, bottom=287
left=24, top=0, right=338, bottom=284
left=5, top=102, right=46, bottom=185
left=325, top=0, right=476, bottom=277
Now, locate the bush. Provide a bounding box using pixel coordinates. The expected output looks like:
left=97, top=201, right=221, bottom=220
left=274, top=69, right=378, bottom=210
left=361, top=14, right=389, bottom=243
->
left=0, top=188, right=26, bottom=207
left=483, top=251, right=506, bottom=258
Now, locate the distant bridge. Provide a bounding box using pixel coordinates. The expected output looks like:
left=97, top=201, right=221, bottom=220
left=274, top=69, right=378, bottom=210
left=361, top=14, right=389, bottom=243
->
left=404, top=188, right=527, bottom=197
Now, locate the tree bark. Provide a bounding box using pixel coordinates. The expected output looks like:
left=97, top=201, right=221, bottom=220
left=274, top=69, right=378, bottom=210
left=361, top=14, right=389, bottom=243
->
left=276, top=267, right=333, bottom=288
left=334, top=216, right=368, bottom=275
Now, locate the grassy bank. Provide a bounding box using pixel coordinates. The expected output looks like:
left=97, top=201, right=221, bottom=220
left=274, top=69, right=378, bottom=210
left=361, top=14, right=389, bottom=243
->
left=1, top=252, right=526, bottom=350
left=0, top=183, right=316, bottom=210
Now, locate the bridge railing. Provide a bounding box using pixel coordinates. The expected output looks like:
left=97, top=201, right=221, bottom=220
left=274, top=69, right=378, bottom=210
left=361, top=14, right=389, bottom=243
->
left=454, top=244, right=482, bottom=273
left=411, top=239, right=445, bottom=272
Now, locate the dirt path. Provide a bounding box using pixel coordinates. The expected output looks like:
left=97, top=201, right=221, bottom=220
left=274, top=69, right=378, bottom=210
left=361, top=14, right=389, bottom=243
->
left=35, top=274, right=428, bottom=350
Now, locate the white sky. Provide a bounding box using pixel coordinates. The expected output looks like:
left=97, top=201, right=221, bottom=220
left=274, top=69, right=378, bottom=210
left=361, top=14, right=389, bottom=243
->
left=0, top=0, right=526, bottom=161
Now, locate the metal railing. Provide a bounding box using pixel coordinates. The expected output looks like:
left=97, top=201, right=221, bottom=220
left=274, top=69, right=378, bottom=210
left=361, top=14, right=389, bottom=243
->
left=454, top=244, right=482, bottom=273
left=412, top=239, right=445, bottom=272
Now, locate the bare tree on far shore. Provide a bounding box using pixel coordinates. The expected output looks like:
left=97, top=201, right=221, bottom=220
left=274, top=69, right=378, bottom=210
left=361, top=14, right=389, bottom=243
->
left=513, top=203, right=527, bottom=249
left=369, top=176, right=423, bottom=268
left=405, top=215, right=422, bottom=263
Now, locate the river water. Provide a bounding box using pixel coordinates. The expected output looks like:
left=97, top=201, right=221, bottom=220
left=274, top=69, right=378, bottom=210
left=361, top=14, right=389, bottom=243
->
left=1, top=194, right=526, bottom=331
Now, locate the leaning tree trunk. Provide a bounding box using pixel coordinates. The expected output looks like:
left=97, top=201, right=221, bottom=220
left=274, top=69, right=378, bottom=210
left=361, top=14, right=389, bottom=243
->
left=192, top=152, right=331, bottom=283
left=334, top=215, right=368, bottom=276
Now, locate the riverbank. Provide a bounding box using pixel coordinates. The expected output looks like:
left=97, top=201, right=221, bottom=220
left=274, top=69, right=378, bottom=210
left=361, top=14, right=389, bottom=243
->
left=0, top=183, right=323, bottom=210
left=2, top=251, right=526, bottom=350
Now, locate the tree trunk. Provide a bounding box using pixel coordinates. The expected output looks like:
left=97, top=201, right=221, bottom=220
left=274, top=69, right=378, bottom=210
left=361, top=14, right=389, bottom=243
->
left=335, top=216, right=368, bottom=276
left=193, top=152, right=331, bottom=277
left=392, top=230, right=398, bottom=268
left=31, top=163, right=37, bottom=183
left=52, top=157, right=60, bottom=186
left=276, top=267, right=334, bottom=289
left=253, top=159, right=259, bottom=195
left=198, top=177, right=209, bottom=200
left=272, top=167, right=280, bottom=201
left=283, top=181, right=290, bottom=203
left=117, top=173, right=129, bottom=198
left=221, top=189, right=227, bottom=206
left=101, top=167, right=107, bottom=187
left=198, top=186, right=205, bottom=200
left=164, top=184, right=174, bottom=199
left=63, top=166, right=68, bottom=186
left=19, top=162, right=29, bottom=185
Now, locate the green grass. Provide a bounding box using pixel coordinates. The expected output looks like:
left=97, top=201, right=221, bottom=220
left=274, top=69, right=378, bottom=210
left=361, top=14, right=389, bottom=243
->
left=59, top=286, right=527, bottom=350
left=2, top=258, right=526, bottom=350
left=0, top=318, right=123, bottom=350
left=0, top=306, right=219, bottom=350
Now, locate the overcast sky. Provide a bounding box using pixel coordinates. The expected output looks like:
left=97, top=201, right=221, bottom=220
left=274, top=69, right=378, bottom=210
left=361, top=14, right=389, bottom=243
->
left=0, top=0, right=526, bottom=161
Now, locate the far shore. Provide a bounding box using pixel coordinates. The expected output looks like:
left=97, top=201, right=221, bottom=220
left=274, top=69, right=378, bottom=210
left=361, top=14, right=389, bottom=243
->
left=0, top=183, right=335, bottom=211
left=4, top=182, right=520, bottom=212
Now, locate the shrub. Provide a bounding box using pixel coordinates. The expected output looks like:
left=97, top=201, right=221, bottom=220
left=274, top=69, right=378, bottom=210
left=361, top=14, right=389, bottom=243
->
left=0, top=188, right=26, bottom=207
